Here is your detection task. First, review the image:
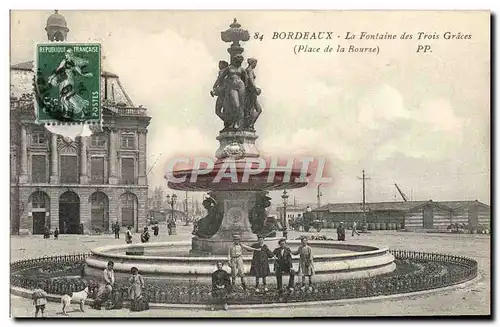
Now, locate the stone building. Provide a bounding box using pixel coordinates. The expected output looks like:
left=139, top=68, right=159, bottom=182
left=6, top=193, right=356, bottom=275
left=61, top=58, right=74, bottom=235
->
left=10, top=11, right=151, bottom=235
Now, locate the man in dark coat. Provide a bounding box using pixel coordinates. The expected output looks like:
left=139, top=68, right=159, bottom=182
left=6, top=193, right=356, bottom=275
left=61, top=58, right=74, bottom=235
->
left=337, top=222, right=346, bottom=241
left=140, top=227, right=150, bottom=243
left=114, top=222, right=120, bottom=239
left=272, top=238, right=295, bottom=293
left=43, top=225, right=50, bottom=239
left=211, top=261, right=232, bottom=311
left=152, top=224, right=159, bottom=237
left=249, top=236, right=274, bottom=292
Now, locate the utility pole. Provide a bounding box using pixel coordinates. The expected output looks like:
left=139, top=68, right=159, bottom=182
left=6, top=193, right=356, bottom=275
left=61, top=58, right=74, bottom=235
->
left=357, top=170, right=371, bottom=230
left=316, top=184, right=323, bottom=221
left=184, top=191, right=189, bottom=225
left=317, top=184, right=323, bottom=208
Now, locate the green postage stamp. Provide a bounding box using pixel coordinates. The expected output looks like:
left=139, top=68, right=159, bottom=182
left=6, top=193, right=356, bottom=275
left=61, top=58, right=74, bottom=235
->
left=34, top=43, right=101, bottom=124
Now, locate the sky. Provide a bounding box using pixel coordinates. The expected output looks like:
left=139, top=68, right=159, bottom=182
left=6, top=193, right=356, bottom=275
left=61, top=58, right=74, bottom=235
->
left=10, top=10, right=490, bottom=206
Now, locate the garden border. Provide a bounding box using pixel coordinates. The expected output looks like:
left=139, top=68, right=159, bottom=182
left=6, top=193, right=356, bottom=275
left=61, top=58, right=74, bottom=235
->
left=10, top=250, right=478, bottom=309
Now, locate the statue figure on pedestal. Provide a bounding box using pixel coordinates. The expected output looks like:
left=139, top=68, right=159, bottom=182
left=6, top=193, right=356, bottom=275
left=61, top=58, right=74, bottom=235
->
left=212, top=54, right=247, bottom=130
left=193, top=195, right=223, bottom=239
left=248, top=192, right=273, bottom=235
left=244, top=58, right=262, bottom=130
left=211, top=60, right=229, bottom=124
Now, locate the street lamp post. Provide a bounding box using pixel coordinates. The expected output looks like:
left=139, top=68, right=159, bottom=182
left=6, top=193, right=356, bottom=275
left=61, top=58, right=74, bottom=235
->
left=281, top=190, right=289, bottom=239
left=166, top=193, right=177, bottom=235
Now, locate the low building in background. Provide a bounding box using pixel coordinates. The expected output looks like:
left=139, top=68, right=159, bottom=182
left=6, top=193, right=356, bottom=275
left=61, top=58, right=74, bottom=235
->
left=313, top=200, right=490, bottom=231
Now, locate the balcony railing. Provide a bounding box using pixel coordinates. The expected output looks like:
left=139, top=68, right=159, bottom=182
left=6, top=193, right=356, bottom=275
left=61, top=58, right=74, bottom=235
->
left=10, top=99, right=34, bottom=112
left=114, top=107, right=148, bottom=116
left=11, top=97, right=148, bottom=117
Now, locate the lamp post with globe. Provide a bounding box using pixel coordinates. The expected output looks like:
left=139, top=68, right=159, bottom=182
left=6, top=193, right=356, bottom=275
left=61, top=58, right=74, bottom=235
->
left=166, top=193, right=177, bottom=235
left=281, top=190, right=289, bottom=239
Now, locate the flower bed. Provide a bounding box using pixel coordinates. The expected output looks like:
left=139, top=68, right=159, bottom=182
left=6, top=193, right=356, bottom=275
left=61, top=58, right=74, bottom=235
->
left=294, top=235, right=335, bottom=241
left=10, top=250, right=477, bottom=305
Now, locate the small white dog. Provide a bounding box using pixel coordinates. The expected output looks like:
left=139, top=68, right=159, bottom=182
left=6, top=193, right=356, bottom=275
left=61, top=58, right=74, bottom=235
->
left=61, top=286, right=89, bottom=315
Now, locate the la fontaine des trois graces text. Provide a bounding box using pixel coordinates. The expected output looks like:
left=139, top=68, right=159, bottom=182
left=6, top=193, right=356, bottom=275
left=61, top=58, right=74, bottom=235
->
left=250, top=31, right=473, bottom=55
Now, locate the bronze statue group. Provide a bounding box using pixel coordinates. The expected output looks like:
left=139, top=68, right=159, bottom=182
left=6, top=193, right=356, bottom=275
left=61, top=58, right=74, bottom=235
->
left=211, top=234, right=315, bottom=311
left=211, top=54, right=263, bottom=131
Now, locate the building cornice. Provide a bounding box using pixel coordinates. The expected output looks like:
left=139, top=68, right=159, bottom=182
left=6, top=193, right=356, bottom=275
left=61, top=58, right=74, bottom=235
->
left=12, top=183, right=148, bottom=189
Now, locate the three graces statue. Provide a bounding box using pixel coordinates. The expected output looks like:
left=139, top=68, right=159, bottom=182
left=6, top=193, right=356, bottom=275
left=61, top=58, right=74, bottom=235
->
left=211, top=54, right=262, bottom=131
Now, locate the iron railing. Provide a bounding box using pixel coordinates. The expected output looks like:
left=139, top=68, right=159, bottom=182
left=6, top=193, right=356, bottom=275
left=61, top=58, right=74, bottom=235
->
left=10, top=250, right=478, bottom=304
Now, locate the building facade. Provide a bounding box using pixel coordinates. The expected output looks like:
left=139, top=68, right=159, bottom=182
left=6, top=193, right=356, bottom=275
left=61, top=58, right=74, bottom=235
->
left=10, top=11, right=151, bottom=235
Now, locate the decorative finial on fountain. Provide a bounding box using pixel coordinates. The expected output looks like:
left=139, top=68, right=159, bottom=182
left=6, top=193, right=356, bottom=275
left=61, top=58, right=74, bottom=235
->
left=230, top=18, right=241, bottom=28
left=221, top=18, right=250, bottom=54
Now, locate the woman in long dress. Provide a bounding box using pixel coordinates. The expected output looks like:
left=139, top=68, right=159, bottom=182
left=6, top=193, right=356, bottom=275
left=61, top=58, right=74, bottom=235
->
left=249, top=236, right=274, bottom=292
left=128, top=267, right=145, bottom=300
left=48, top=49, right=93, bottom=119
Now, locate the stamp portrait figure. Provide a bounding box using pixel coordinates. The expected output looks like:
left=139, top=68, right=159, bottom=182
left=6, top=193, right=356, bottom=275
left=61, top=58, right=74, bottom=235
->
left=48, top=49, right=93, bottom=119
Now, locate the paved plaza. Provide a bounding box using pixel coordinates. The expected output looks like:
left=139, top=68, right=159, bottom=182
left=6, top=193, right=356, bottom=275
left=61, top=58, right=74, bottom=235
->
left=10, top=226, right=491, bottom=317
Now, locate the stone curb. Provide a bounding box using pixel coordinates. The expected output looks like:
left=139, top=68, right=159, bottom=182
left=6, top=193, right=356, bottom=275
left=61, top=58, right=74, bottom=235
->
left=10, top=273, right=480, bottom=311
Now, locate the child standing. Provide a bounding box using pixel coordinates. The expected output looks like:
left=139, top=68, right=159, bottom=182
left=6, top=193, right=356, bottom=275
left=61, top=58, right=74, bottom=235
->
left=32, top=288, right=48, bottom=318
left=129, top=267, right=147, bottom=311
left=228, top=234, right=261, bottom=291
left=126, top=226, right=133, bottom=244
left=128, top=267, right=145, bottom=301
left=293, top=236, right=315, bottom=291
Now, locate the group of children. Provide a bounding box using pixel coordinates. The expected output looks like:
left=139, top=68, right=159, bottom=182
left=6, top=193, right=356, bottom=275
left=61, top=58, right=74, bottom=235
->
left=231, top=235, right=314, bottom=291
left=32, top=234, right=317, bottom=315
left=211, top=235, right=315, bottom=310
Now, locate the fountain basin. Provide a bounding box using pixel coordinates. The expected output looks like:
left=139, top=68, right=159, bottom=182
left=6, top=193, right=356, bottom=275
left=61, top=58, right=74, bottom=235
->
left=167, top=160, right=309, bottom=191
left=84, top=240, right=396, bottom=285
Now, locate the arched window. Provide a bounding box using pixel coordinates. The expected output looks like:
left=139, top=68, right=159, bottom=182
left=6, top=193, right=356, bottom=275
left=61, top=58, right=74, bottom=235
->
left=31, top=191, right=48, bottom=209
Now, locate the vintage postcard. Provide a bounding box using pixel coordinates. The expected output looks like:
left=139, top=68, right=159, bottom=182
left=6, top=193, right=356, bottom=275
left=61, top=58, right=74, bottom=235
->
left=9, top=10, right=490, bottom=318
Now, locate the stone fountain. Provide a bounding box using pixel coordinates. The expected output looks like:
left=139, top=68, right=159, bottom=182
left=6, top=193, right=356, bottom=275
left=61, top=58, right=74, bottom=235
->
left=167, top=19, right=308, bottom=255
left=84, top=19, right=395, bottom=285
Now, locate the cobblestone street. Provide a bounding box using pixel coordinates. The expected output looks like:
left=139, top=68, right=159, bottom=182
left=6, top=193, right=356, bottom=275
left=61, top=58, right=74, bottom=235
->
left=10, top=226, right=491, bottom=317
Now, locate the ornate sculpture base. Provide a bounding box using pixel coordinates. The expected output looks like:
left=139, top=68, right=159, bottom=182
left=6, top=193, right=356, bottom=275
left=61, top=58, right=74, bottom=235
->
left=215, top=130, right=259, bottom=160
left=191, top=190, right=260, bottom=255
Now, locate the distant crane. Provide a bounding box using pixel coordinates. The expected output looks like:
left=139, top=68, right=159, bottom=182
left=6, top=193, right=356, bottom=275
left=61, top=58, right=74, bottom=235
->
left=394, top=183, right=409, bottom=202
left=147, top=153, right=163, bottom=176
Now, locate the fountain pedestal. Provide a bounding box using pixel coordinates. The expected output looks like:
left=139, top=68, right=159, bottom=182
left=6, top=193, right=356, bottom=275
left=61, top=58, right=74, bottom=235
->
left=215, top=130, right=259, bottom=159
left=191, top=190, right=259, bottom=255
